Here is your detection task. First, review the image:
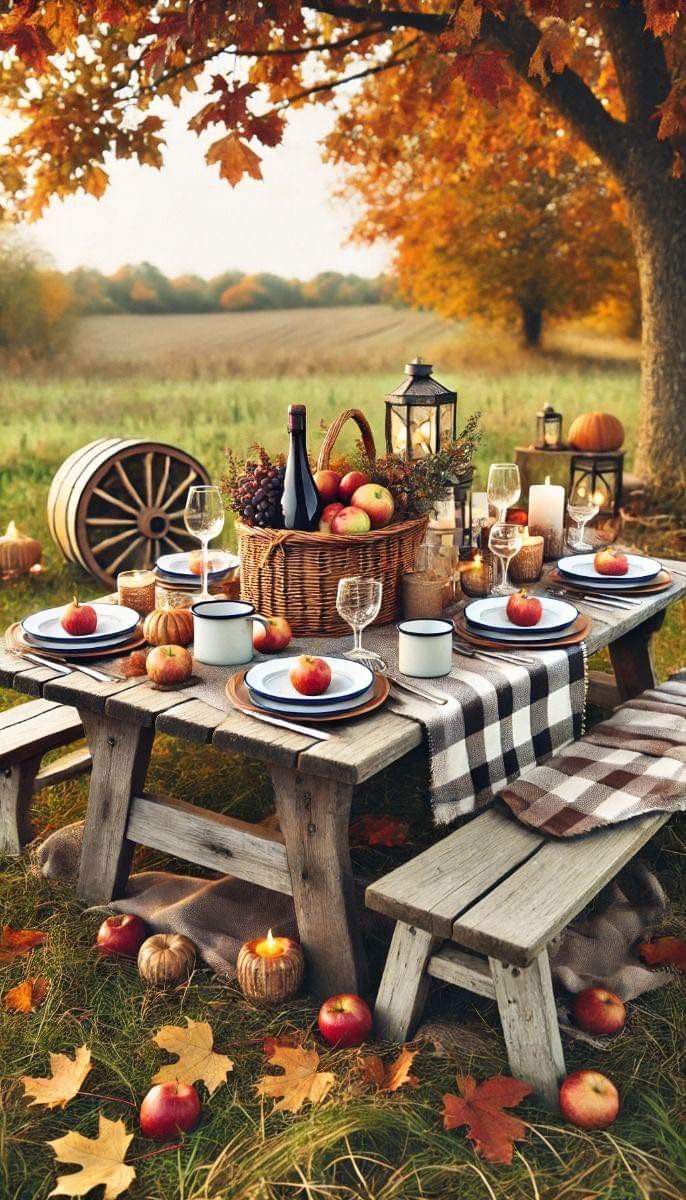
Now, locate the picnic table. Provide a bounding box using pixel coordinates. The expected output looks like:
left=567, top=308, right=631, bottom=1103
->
left=1, top=558, right=684, bottom=999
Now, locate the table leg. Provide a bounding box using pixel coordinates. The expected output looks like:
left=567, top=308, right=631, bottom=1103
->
left=77, top=711, right=154, bottom=903
left=608, top=611, right=665, bottom=702
left=270, top=765, right=368, bottom=999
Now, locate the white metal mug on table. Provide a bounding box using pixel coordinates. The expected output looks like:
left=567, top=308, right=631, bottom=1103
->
left=397, top=617, right=453, bottom=678
left=191, top=600, right=268, bottom=666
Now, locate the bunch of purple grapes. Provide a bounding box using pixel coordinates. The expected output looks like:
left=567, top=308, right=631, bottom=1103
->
left=230, top=454, right=286, bottom=528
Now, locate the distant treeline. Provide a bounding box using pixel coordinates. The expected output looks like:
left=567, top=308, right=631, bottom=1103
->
left=68, top=263, right=396, bottom=315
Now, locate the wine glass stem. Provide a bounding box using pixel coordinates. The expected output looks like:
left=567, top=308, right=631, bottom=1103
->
left=201, top=538, right=209, bottom=600
left=353, top=624, right=363, bottom=653
left=502, top=557, right=511, bottom=590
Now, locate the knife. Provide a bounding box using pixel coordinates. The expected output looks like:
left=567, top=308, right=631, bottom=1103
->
left=14, top=649, right=123, bottom=683
left=244, top=709, right=332, bottom=741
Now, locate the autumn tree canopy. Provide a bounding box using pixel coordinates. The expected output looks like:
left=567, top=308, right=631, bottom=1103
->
left=0, top=1, right=684, bottom=490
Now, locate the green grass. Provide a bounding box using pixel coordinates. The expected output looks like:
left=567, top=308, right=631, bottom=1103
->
left=0, top=322, right=684, bottom=1199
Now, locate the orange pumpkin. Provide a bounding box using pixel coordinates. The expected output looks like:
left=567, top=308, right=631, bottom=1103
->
left=568, top=412, right=624, bottom=453
left=143, top=606, right=194, bottom=647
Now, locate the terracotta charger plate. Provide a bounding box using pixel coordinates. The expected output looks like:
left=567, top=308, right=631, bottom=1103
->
left=227, top=668, right=390, bottom=723
left=548, top=566, right=673, bottom=595
left=6, top=621, right=145, bottom=661
left=454, top=611, right=591, bottom=650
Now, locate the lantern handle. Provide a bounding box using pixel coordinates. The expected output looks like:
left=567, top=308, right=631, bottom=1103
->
left=317, top=408, right=377, bottom=472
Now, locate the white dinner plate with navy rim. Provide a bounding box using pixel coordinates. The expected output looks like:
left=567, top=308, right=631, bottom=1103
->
left=247, top=685, right=375, bottom=717
left=557, top=553, right=661, bottom=585
left=22, top=603, right=139, bottom=645
left=24, top=627, right=135, bottom=653
left=465, top=596, right=578, bottom=636
left=245, top=656, right=374, bottom=707
left=156, top=551, right=239, bottom=581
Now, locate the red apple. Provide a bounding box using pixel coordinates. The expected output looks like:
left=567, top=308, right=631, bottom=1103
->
left=253, top=616, right=293, bottom=653
left=506, top=589, right=543, bottom=627
left=61, top=597, right=97, bottom=636
left=572, top=987, right=626, bottom=1036
left=559, top=1070, right=620, bottom=1130
left=96, top=913, right=148, bottom=958
left=319, top=502, right=344, bottom=533
left=188, top=550, right=225, bottom=576
left=318, top=993, right=373, bottom=1047
left=139, top=1082, right=201, bottom=1141
left=339, top=471, right=369, bottom=504
left=594, top=548, right=629, bottom=577
left=506, top=507, right=529, bottom=526
left=313, top=469, right=342, bottom=505
left=351, top=483, right=395, bottom=529
left=289, top=654, right=332, bottom=696
left=146, top=644, right=193, bottom=686
left=330, top=506, right=371, bottom=535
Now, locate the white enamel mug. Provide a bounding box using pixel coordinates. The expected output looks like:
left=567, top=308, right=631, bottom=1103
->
left=191, top=600, right=268, bottom=667
left=397, top=617, right=453, bottom=679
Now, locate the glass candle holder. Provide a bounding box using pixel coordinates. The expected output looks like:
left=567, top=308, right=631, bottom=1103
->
left=402, top=570, right=447, bottom=619
left=510, top=534, right=545, bottom=584
left=117, top=569, right=156, bottom=615
left=458, top=549, right=492, bottom=598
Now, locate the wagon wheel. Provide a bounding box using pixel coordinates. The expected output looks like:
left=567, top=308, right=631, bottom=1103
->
left=76, top=443, right=211, bottom=586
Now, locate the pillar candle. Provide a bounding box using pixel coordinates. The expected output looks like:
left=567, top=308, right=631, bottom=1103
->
left=527, top=476, right=565, bottom=561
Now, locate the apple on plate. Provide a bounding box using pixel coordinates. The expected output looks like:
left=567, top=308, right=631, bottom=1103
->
left=572, top=987, right=626, bottom=1035
left=559, top=1070, right=619, bottom=1129
left=506, top=589, right=543, bottom=627
left=331, top=506, right=371, bottom=535
left=253, top=616, right=292, bottom=653
left=188, top=550, right=226, bottom=576
left=61, top=597, right=98, bottom=636
left=96, top=913, right=148, bottom=958
left=146, top=645, right=193, bottom=686
left=319, top=502, right=344, bottom=533
left=594, top=548, right=629, bottom=576
left=351, top=483, right=395, bottom=529
left=318, top=993, right=373, bottom=1047
left=313, top=469, right=341, bottom=505
left=289, top=654, right=332, bottom=696
left=339, top=471, right=369, bottom=504
left=139, top=1082, right=201, bottom=1141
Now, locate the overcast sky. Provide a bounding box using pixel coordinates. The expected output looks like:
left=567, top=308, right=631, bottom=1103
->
left=24, top=97, right=391, bottom=281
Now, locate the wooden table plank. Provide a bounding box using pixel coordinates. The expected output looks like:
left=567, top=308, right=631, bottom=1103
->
left=156, top=699, right=228, bottom=744
left=42, top=673, right=143, bottom=712
left=104, top=682, right=195, bottom=727
left=212, top=708, right=317, bottom=768
left=295, top=708, right=423, bottom=784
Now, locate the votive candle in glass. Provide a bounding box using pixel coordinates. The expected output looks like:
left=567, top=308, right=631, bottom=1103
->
left=510, top=534, right=545, bottom=584
left=117, top=569, right=156, bottom=615
left=459, top=550, right=492, bottom=597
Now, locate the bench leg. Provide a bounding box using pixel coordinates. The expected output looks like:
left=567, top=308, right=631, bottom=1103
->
left=0, top=754, right=41, bottom=855
left=374, top=922, right=439, bottom=1041
left=609, top=611, right=665, bottom=701
left=490, top=950, right=565, bottom=1109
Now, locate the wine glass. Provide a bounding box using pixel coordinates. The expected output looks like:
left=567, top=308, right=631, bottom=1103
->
left=488, top=522, right=523, bottom=596
left=184, top=485, right=225, bottom=601
left=487, top=463, right=521, bottom=522
left=567, top=480, right=600, bottom=551
left=336, top=576, right=383, bottom=664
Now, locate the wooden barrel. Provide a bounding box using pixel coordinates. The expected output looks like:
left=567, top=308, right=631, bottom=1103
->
left=47, top=439, right=211, bottom=587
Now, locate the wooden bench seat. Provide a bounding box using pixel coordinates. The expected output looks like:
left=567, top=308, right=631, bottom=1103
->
left=0, top=700, right=91, bottom=855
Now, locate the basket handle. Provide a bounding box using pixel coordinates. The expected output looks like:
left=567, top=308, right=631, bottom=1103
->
left=316, top=408, right=376, bottom=472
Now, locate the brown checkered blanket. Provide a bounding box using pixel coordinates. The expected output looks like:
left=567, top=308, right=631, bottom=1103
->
left=501, top=670, right=686, bottom=837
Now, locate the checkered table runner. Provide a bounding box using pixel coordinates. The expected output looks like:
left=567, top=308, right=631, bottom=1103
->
left=500, top=670, right=686, bottom=837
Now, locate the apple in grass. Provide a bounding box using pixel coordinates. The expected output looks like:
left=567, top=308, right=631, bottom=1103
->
left=506, top=589, right=543, bottom=627
left=572, top=987, right=627, bottom=1036
left=318, top=993, right=373, bottom=1047
left=351, top=483, right=395, bottom=529
left=146, top=645, right=193, bottom=686
left=559, top=1070, right=620, bottom=1129
left=289, top=654, right=332, bottom=696
left=339, top=471, right=369, bottom=504
left=139, top=1082, right=201, bottom=1141
left=60, top=597, right=97, bottom=636
left=253, top=616, right=292, bottom=653
left=313, top=469, right=342, bottom=505
left=96, top=914, right=148, bottom=958
left=330, top=506, right=371, bottom=536
left=319, top=502, right=344, bottom=533
left=594, top=548, right=629, bottom=577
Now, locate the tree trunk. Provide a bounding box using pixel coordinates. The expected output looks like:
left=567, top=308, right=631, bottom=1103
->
left=626, top=172, right=686, bottom=498
left=521, top=305, right=543, bottom=348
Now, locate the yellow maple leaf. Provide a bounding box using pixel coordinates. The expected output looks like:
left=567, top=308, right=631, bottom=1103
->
left=205, top=134, right=263, bottom=187
left=48, top=1115, right=135, bottom=1199
left=21, top=1045, right=92, bottom=1110
left=3, top=975, right=49, bottom=1012
left=358, top=1046, right=419, bottom=1093
left=256, top=1045, right=335, bottom=1113
left=152, top=1018, right=233, bottom=1096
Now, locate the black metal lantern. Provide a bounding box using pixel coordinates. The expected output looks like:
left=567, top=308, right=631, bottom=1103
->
left=385, top=358, right=457, bottom=460
left=535, top=403, right=563, bottom=450
left=569, top=451, right=624, bottom=517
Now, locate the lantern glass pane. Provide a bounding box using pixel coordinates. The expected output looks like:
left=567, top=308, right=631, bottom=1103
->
left=390, top=407, right=409, bottom=456
left=544, top=415, right=562, bottom=448
left=408, top=405, right=435, bottom=458
left=439, top=401, right=455, bottom=447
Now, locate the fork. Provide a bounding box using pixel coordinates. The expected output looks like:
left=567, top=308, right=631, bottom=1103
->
left=544, top=586, right=638, bottom=611
left=453, top=639, right=533, bottom=666
left=359, top=655, right=449, bottom=706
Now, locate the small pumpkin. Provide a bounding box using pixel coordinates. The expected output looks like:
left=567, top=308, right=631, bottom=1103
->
left=143, top=606, right=194, bottom=647
left=137, top=933, right=196, bottom=986
left=0, top=520, right=42, bottom=578
left=568, top=412, right=624, bottom=453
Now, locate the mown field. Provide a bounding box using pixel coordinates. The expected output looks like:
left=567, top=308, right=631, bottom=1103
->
left=0, top=311, right=684, bottom=1200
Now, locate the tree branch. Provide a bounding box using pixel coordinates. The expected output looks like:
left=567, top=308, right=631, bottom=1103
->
left=305, top=2, right=449, bottom=33
left=273, top=38, right=419, bottom=109
left=595, top=0, right=671, bottom=128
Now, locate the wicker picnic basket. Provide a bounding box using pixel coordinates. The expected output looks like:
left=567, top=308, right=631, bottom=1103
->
left=236, top=408, right=428, bottom=636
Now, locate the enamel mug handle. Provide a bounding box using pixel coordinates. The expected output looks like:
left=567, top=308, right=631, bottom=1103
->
left=252, top=615, right=270, bottom=634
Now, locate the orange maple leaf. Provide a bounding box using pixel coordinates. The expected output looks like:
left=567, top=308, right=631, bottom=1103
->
left=442, top=1073, right=532, bottom=1164
left=256, top=1046, right=335, bottom=1113
left=350, top=814, right=409, bottom=847
left=0, top=927, right=46, bottom=962
left=358, top=1046, right=419, bottom=1093
left=529, top=20, right=574, bottom=87
left=3, top=976, right=49, bottom=1013
left=644, top=0, right=681, bottom=37
left=206, top=134, right=263, bottom=187
left=637, top=935, right=686, bottom=972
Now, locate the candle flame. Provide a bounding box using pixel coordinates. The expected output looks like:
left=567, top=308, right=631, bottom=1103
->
left=474, top=553, right=482, bottom=566
left=266, top=928, right=275, bottom=952
left=4, top=520, right=18, bottom=538
left=544, top=475, right=551, bottom=486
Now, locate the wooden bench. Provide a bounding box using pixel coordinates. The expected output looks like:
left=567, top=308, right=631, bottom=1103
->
left=0, top=700, right=91, bottom=855
left=366, top=805, right=669, bottom=1106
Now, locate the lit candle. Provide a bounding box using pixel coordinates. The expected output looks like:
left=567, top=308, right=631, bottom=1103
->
left=527, top=476, right=565, bottom=561
left=236, top=930, right=305, bottom=1004
left=459, top=550, right=491, bottom=597
left=117, top=569, right=156, bottom=615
